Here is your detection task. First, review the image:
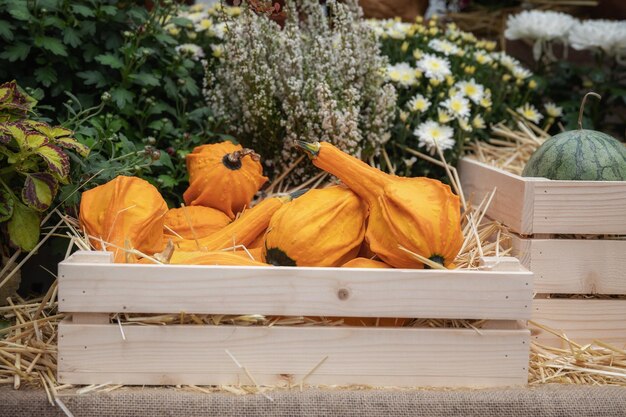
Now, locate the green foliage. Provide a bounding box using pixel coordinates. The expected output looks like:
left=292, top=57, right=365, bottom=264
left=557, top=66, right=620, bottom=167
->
left=0, top=81, right=87, bottom=251
left=0, top=0, right=216, bottom=204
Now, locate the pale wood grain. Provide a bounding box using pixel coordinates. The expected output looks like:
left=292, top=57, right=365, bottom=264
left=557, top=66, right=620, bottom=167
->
left=58, top=322, right=530, bottom=387
left=458, top=157, right=626, bottom=235
left=71, top=313, right=109, bottom=324
left=58, top=256, right=533, bottom=320
left=532, top=299, right=626, bottom=347
left=511, top=236, right=626, bottom=294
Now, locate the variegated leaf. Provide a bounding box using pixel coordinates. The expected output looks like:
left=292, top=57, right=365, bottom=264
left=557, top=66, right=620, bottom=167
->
left=21, top=172, right=58, bottom=212
left=55, top=136, right=90, bottom=157
left=25, top=133, right=49, bottom=149
left=3, top=123, right=27, bottom=149
left=36, top=144, right=70, bottom=181
left=0, top=189, right=13, bottom=223
left=7, top=202, right=40, bottom=251
left=32, top=123, right=73, bottom=139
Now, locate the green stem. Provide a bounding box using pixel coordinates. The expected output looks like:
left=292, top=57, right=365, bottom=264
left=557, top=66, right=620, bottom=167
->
left=0, top=166, right=15, bottom=176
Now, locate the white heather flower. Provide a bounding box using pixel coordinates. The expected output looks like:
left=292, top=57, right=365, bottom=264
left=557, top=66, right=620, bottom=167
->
left=416, top=54, right=451, bottom=81
left=413, top=120, right=456, bottom=153
left=505, top=10, right=577, bottom=42
left=512, top=65, right=532, bottom=80
left=407, top=94, right=431, bottom=113
left=472, top=114, right=486, bottom=129
left=175, top=43, right=205, bottom=60
left=544, top=102, right=563, bottom=118
left=516, top=103, right=544, bottom=124
left=440, top=93, right=470, bottom=120
left=428, top=39, right=460, bottom=56
left=569, top=19, right=626, bottom=56
left=455, top=79, right=484, bottom=104
left=387, top=62, right=417, bottom=87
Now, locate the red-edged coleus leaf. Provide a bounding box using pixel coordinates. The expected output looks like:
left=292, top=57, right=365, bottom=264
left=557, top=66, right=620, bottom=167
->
left=36, top=144, right=70, bottom=182
left=26, top=121, right=89, bottom=157
left=55, top=136, right=89, bottom=157
left=0, top=80, right=37, bottom=122
left=7, top=202, right=40, bottom=251
left=2, top=122, right=27, bottom=149
left=21, top=172, right=58, bottom=212
left=0, top=189, right=14, bottom=223
left=29, top=122, right=72, bottom=139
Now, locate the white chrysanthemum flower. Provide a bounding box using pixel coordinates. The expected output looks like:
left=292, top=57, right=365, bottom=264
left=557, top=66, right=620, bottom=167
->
left=416, top=54, right=451, bottom=81
left=505, top=10, right=577, bottom=42
left=473, top=50, right=493, bottom=65
left=428, top=39, right=460, bottom=56
left=437, top=109, right=453, bottom=124
left=458, top=118, right=472, bottom=132
left=544, top=102, right=563, bottom=118
left=493, top=52, right=522, bottom=71
left=175, top=43, right=205, bottom=60
left=440, top=93, right=471, bottom=120
left=512, top=65, right=532, bottom=80
left=455, top=79, right=484, bottom=104
left=569, top=19, right=626, bottom=56
left=185, top=11, right=205, bottom=24
left=210, top=44, right=223, bottom=58
left=195, top=18, right=212, bottom=32
left=516, top=103, right=544, bottom=124
left=407, top=94, right=431, bottom=113
left=386, top=21, right=413, bottom=40
left=211, top=22, right=227, bottom=39
left=387, top=62, right=417, bottom=87
left=413, top=120, right=456, bottom=153
left=472, top=114, right=486, bottom=129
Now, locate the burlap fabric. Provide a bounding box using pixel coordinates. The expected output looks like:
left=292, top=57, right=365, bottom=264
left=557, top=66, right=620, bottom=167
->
left=2, top=384, right=625, bottom=417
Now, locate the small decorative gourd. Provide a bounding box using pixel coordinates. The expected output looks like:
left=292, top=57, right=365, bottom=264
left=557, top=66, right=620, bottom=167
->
left=264, top=186, right=367, bottom=267
left=523, top=92, right=626, bottom=181
left=297, top=141, right=463, bottom=269
left=170, top=251, right=268, bottom=266
left=183, top=141, right=268, bottom=218
left=163, top=206, right=231, bottom=241
left=79, top=176, right=168, bottom=263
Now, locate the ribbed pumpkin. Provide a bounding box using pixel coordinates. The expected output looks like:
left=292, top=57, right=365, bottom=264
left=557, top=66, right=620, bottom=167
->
left=264, top=186, right=367, bottom=267
left=163, top=206, right=231, bottom=241
left=79, top=176, right=167, bottom=263
left=342, top=258, right=392, bottom=268
left=175, top=196, right=288, bottom=252
left=522, top=93, right=626, bottom=181
left=298, top=141, right=463, bottom=269
left=183, top=141, right=268, bottom=219
left=170, top=251, right=268, bottom=266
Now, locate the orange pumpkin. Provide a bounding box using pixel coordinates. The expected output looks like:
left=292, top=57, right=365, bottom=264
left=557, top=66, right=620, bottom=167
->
left=341, top=258, right=392, bottom=268
left=170, top=251, right=268, bottom=266
left=79, top=176, right=167, bottom=263
left=298, top=141, right=463, bottom=269
left=163, top=206, right=231, bottom=241
left=183, top=141, right=268, bottom=219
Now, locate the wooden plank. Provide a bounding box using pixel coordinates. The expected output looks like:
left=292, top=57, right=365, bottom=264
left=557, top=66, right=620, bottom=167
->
left=458, top=158, right=534, bottom=234
left=511, top=236, right=626, bottom=294
left=459, top=157, right=626, bottom=235
left=532, top=181, right=626, bottom=235
left=72, top=313, right=109, bottom=324
left=58, top=257, right=533, bottom=320
left=58, top=322, right=529, bottom=387
left=532, top=299, right=626, bottom=347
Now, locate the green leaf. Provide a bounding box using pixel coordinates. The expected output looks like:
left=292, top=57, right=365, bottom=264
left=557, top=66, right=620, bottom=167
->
left=129, top=72, right=160, bottom=87
left=169, top=17, right=193, bottom=28
left=77, top=70, right=107, bottom=88
left=157, top=174, right=177, bottom=188
left=110, top=87, right=134, bottom=109
left=25, top=133, right=49, bottom=149
left=0, top=20, right=14, bottom=41
left=94, top=53, right=123, bottom=69
left=8, top=3, right=32, bottom=21
left=0, top=189, right=13, bottom=223
left=22, top=172, right=58, bottom=211
left=36, top=144, right=70, bottom=180
left=155, top=33, right=177, bottom=46
left=99, top=5, right=118, bottom=16
left=34, top=36, right=68, bottom=57
left=7, top=203, right=40, bottom=251
left=79, top=21, right=96, bottom=37
left=62, top=28, right=81, bottom=48
left=0, top=43, right=30, bottom=62
left=158, top=151, right=174, bottom=170
left=55, top=137, right=90, bottom=157
left=42, top=16, right=65, bottom=29
left=34, top=66, right=58, bottom=87
left=71, top=4, right=95, bottom=17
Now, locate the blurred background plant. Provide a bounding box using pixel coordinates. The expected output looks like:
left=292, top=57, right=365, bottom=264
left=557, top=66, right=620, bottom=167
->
left=0, top=0, right=222, bottom=205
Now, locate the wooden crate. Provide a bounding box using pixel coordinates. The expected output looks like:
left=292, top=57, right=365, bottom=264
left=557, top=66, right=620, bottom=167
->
left=459, top=157, right=626, bottom=347
left=57, top=251, right=533, bottom=388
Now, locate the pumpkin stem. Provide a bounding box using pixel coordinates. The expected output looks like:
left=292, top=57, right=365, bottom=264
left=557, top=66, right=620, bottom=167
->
left=223, top=148, right=262, bottom=170
left=424, top=255, right=445, bottom=270
left=296, top=140, right=321, bottom=158
left=577, top=92, right=601, bottom=130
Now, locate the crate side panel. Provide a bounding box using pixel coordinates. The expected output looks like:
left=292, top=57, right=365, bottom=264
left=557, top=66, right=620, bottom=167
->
left=513, top=237, right=626, bottom=294
left=58, top=263, right=532, bottom=320
left=532, top=299, right=626, bottom=347
left=532, top=181, right=626, bottom=235
left=58, top=323, right=529, bottom=387
left=458, top=158, right=532, bottom=234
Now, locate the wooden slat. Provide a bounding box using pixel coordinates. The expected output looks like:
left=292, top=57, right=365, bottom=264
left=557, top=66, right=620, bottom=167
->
left=532, top=299, right=626, bottom=347
left=58, top=321, right=530, bottom=387
left=458, top=158, right=534, bottom=234
left=58, top=256, right=532, bottom=320
left=458, top=157, right=626, bottom=235
left=511, top=236, right=626, bottom=294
